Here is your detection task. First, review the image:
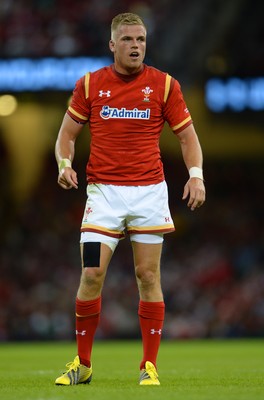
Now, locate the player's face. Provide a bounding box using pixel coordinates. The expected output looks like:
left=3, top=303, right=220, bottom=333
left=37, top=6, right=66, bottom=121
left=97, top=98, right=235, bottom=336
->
left=109, top=24, right=146, bottom=75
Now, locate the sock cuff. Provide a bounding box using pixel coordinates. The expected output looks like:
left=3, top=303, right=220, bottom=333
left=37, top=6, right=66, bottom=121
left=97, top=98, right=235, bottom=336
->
left=76, top=296, right=101, bottom=317
left=138, top=300, right=165, bottom=321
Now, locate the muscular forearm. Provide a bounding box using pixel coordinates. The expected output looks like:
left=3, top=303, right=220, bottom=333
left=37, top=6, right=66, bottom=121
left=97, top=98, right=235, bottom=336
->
left=55, top=132, right=76, bottom=164
left=177, top=125, right=203, bottom=171
left=55, top=113, right=84, bottom=190
left=177, top=124, right=205, bottom=210
left=55, top=113, right=83, bottom=165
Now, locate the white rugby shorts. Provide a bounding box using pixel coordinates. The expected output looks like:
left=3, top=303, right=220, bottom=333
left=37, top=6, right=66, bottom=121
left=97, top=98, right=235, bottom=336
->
left=80, top=181, right=175, bottom=246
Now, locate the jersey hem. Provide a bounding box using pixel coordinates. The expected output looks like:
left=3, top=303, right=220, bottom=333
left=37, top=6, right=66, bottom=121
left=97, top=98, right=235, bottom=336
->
left=86, top=177, right=165, bottom=186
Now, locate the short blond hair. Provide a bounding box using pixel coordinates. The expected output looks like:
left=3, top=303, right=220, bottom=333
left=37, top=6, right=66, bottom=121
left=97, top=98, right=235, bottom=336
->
left=111, top=12, right=146, bottom=40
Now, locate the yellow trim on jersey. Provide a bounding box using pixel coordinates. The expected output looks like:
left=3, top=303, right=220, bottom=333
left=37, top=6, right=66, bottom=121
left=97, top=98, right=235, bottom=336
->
left=172, top=116, right=192, bottom=131
left=85, top=72, right=90, bottom=99
left=68, top=106, right=88, bottom=121
left=164, top=74, right=171, bottom=103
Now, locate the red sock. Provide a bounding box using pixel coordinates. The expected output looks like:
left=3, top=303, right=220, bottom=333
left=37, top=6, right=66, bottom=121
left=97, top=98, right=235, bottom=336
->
left=138, top=300, right=165, bottom=370
left=75, top=296, right=101, bottom=367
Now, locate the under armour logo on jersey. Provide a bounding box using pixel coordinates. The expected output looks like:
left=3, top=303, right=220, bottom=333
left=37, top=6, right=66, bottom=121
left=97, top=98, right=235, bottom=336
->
left=99, top=90, right=111, bottom=97
left=76, top=330, right=86, bottom=336
left=150, top=329, right=162, bottom=335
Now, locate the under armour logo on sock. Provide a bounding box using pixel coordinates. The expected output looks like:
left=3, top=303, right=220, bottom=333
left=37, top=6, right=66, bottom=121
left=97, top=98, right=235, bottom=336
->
left=150, top=329, right=162, bottom=335
left=76, top=330, right=86, bottom=336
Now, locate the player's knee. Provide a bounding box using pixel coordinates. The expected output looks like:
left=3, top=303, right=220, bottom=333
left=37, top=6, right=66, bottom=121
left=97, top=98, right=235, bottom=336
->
left=135, top=267, right=159, bottom=288
left=81, top=266, right=105, bottom=288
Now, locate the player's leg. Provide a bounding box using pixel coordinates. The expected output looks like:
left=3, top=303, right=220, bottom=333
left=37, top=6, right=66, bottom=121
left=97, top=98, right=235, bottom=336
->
left=56, top=183, right=124, bottom=385
left=55, top=237, right=117, bottom=386
left=75, top=240, right=115, bottom=365
left=126, top=182, right=173, bottom=384
left=131, top=237, right=165, bottom=385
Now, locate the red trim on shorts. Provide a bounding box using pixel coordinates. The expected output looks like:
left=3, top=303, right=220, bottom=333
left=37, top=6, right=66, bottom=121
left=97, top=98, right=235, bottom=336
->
left=127, top=227, right=175, bottom=235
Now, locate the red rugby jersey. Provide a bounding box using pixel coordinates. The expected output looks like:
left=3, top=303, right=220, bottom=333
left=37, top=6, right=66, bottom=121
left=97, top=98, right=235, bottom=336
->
left=67, top=64, right=192, bottom=185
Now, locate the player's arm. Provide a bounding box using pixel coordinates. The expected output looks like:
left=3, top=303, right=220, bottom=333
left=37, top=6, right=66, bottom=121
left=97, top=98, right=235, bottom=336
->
left=55, top=113, right=84, bottom=190
left=177, top=124, right=206, bottom=211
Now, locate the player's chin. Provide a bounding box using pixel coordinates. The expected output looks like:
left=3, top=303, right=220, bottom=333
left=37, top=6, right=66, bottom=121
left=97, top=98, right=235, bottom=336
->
left=127, top=58, right=142, bottom=72
left=130, top=56, right=142, bottom=65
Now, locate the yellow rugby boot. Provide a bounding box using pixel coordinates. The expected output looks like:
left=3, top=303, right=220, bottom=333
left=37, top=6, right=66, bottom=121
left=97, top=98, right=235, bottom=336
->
left=55, top=356, right=92, bottom=385
left=139, top=361, right=160, bottom=385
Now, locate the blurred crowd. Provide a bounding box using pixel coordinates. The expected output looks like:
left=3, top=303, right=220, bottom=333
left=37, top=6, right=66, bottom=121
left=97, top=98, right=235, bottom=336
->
left=1, top=0, right=263, bottom=80
left=0, top=0, right=163, bottom=57
left=0, top=152, right=263, bottom=341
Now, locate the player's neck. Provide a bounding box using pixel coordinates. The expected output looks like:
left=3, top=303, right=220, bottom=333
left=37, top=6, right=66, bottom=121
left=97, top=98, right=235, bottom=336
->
left=112, top=64, right=144, bottom=81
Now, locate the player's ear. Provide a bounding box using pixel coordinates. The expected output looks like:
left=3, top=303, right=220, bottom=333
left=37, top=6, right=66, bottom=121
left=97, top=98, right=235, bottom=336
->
left=109, top=40, right=115, bottom=52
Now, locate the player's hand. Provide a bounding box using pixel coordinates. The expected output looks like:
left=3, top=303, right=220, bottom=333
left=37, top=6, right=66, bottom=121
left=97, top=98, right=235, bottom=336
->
left=57, top=167, right=78, bottom=190
left=182, top=178, right=205, bottom=211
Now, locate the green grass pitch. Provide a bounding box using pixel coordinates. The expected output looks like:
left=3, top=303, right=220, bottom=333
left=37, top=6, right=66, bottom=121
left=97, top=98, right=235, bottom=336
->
left=0, top=339, right=263, bottom=400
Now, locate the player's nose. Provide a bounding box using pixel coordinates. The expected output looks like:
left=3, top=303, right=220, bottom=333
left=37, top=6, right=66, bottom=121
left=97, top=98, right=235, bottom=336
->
left=131, top=39, right=138, bottom=47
